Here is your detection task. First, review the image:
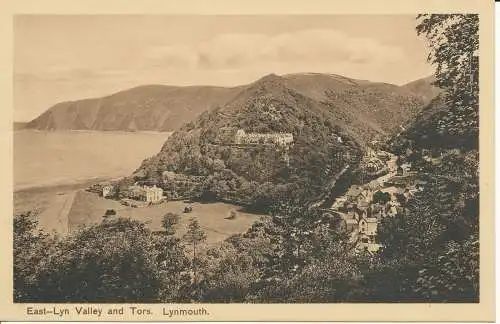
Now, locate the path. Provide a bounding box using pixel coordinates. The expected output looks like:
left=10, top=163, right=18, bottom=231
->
left=37, top=190, right=76, bottom=235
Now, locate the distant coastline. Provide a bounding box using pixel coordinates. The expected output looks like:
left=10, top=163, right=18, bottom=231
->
left=14, top=176, right=114, bottom=193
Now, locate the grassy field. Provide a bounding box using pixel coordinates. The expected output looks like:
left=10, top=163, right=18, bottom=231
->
left=67, top=191, right=263, bottom=245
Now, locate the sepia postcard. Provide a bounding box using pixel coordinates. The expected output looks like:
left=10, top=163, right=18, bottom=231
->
left=0, top=0, right=495, bottom=322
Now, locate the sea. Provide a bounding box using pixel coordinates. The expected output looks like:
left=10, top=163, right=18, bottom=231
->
left=14, top=130, right=171, bottom=191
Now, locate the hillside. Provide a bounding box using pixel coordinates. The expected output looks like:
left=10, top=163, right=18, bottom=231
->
left=25, top=73, right=437, bottom=133
left=389, top=90, right=477, bottom=153
left=124, top=73, right=435, bottom=211
left=400, top=76, right=442, bottom=106
left=26, top=85, right=243, bottom=132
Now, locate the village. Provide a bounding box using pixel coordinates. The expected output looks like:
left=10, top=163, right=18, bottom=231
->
left=328, top=146, right=443, bottom=253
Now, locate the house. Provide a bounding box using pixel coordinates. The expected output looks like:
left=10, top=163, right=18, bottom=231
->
left=401, top=163, right=412, bottom=175
left=356, top=217, right=379, bottom=252
left=385, top=174, right=416, bottom=187
left=359, top=187, right=374, bottom=203
left=102, top=185, right=114, bottom=198
left=235, top=129, right=294, bottom=146
left=345, top=218, right=359, bottom=232
left=128, top=184, right=164, bottom=203
left=146, top=185, right=163, bottom=202
left=359, top=217, right=378, bottom=236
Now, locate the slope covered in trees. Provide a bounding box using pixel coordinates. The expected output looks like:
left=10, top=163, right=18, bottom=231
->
left=396, top=14, right=479, bottom=152
left=375, top=14, right=480, bottom=302
left=127, top=73, right=432, bottom=210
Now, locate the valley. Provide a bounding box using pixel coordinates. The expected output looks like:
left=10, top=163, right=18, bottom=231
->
left=12, top=13, right=482, bottom=305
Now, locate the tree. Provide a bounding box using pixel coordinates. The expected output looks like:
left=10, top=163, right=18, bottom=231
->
left=183, top=218, right=207, bottom=288
left=252, top=201, right=352, bottom=301
left=157, top=213, right=190, bottom=301
left=371, top=151, right=479, bottom=302
left=373, top=190, right=391, bottom=205
left=276, top=242, right=363, bottom=302
left=13, top=212, right=55, bottom=302
left=104, top=209, right=116, bottom=217
left=30, top=218, right=166, bottom=302
left=161, top=212, right=180, bottom=236
left=197, top=241, right=262, bottom=302
left=416, top=14, right=479, bottom=145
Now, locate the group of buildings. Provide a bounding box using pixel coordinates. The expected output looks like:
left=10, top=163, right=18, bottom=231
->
left=362, top=148, right=391, bottom=175
left=234, top=129, right=294, bottom=147
left=331, top=157, right=424, bottom=253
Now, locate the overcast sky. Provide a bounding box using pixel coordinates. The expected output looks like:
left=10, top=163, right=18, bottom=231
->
left=14, top=15, right=434, bottom=121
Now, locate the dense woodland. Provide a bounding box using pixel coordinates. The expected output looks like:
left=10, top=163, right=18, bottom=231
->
left=14, top=14, right=480, bottom=303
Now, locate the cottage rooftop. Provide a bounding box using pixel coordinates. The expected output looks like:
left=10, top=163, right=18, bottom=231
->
left=346, top=186, right=362, bottom=197
left=357, top=202, right=370, bottom=209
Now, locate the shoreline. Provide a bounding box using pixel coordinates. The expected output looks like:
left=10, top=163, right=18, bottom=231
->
left=14, top=176, right=118, bottom=194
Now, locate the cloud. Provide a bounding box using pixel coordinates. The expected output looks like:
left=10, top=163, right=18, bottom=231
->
left=143, top=29, right=407, bottom=71
left=15, top=27, right=423, bottom=121
left=15, top=68, right=130, bottom=85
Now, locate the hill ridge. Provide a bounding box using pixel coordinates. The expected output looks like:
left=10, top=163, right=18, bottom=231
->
left=25, top=73, right=438, bottom=132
